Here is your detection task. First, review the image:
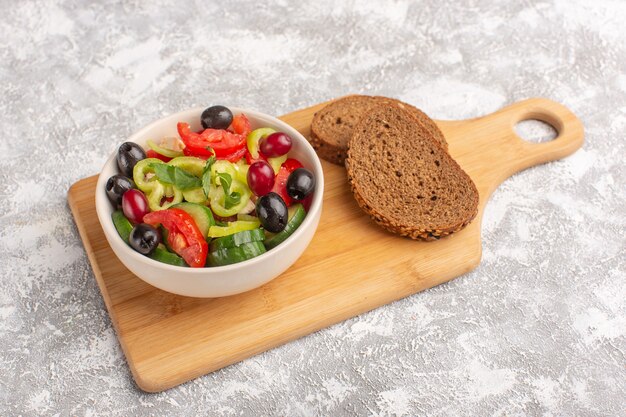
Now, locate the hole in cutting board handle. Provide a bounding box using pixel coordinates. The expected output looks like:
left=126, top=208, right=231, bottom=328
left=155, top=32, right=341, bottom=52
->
left=514, top=119, right=558, bottom=143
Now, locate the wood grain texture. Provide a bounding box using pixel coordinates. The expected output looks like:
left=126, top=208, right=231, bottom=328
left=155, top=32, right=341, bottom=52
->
left=67, top=97, right=583, bottom=392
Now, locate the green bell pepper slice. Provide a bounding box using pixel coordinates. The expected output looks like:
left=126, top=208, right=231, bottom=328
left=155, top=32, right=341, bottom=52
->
left=147, top=139, right=184, bottom=158
left=133, top=158, right=164, bottom=192
left=234, top=160, right=249, bottom=184
left=168, top=156, right=206, bottom=177
left=246, top=128, right=276, bottom=159
left=208, top=219, right=262, bottom=238
left=267, top=154, right=288, bottom=174
left=208, top=178, right=251, bottom=217
left=147, top=182, right=183, bottom=211
left=210, top=160, right=238, bottom=186
left=182, top=187, right=208, bottom=204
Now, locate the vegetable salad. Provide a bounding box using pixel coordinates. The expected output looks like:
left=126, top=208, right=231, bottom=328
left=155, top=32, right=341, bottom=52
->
left=105, top=106, right=316, bottom=268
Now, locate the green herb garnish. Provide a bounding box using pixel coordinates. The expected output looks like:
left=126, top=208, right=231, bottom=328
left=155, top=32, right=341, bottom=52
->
left=202, top=155, right=216, bottom=198
left=215, top=172, right=241, bottom=209
left=150, top=163, right=202, bottom=190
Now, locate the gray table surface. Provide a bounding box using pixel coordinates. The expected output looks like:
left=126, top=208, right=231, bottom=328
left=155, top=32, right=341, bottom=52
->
left=1, top=1, right=624, bottom=416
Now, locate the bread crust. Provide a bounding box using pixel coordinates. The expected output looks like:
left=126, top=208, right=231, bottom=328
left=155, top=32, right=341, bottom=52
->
left=309, top=128, right=347, bottom=165
left=310, top=95, right=446, bottom=165
left=344, top=105, right=479, bottom=241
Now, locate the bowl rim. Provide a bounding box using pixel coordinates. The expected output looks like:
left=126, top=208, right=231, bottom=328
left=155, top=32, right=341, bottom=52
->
left=95, top=106, right=324, bottom=275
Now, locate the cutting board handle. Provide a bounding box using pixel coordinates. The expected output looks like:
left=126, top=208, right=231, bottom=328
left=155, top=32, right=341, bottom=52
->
left=437, top=97, right=584, bottom=198
left=503, top=97, right=584, bottom=170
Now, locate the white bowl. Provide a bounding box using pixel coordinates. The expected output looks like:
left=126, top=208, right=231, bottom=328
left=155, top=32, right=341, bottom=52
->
left=95, top=107, right=324, bottom=298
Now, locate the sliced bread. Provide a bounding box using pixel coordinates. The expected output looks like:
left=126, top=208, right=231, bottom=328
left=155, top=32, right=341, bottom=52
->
left=345, top=105, right=479, bottom=240
left=310, top=95, right=447, bottom=165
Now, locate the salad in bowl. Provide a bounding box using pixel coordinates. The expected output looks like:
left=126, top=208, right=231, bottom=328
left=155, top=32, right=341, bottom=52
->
left=96, top=105, right=323, bottom=297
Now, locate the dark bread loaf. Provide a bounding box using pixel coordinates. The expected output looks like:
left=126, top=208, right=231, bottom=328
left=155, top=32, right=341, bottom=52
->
left=345, top=105, right=478, bottom=240
left=310, top=95, right=446, bottom=165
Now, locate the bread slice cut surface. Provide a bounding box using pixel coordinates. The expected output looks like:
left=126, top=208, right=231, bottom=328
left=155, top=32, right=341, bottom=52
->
left=345, top=105, right=478, bottom=240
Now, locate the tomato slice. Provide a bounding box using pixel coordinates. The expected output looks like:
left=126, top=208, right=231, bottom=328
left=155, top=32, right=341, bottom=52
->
left=143, top=208, right=208, bottom=268
left=221, top=146, right=247, bottom=163
left=177, top=122, right=213, bottom=157
left=230, top=114, right=251, bottom=137
left=177, top=122, right=247, bottom=159
left=271, top=158, right=303, bottom=206
left=182, top=146, right=209, bottom=159
left=146, top=149, right=172, bottom=162
left=184, top=145, right=246, bottom=162
left=204, top=130, right=245, bottom=157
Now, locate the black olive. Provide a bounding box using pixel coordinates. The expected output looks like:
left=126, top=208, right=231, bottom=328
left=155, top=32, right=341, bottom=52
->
left=117, top=142, right=146, bottom=177
left=128, top=223, right=161, bottom=256
left=256, top=192, right=288, bottom=233
left=286, top=168, right=315, bottom=200
left=105, top=175, right=135, bottom=206
left=201, top=105, right=233, bottom=130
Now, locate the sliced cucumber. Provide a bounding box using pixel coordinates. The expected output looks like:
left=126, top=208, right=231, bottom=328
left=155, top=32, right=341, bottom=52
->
left=171, top=202, right=215, bottom=238
left=149, top=244, right=187, bottom=267
left=264, top=204, right=306, bottom=250
left=208, top=219, right=261, bottom=238
left=207, top=241, right=266, bottom=267
left=111, top=210, right=133, bottom=244
left=209, top=228, right=265, bottom=252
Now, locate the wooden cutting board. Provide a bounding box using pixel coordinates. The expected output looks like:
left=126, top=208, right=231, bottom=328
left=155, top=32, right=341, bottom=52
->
left=67, top=97, right=583, bottom=392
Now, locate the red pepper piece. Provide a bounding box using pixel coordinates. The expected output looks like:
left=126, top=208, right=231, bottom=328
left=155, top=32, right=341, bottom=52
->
left=221, top=146, right=247, bottom=163
left=229, top=113, right=251, bottom=137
